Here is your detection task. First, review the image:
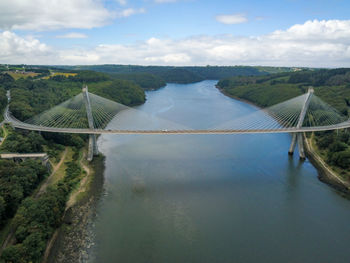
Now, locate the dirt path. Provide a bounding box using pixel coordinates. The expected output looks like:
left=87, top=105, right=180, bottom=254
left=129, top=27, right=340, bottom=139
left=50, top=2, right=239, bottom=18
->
left=0, top=229, right=15, bottom=255
left=42, top=229, right=59, bottom=263
left=66, top=152, right=91, bottom=210
left=0, top=125, right=8, bottom=147
left=36, top=148, right=68, bottom=197
left=43, top=151, right=91, bottom=262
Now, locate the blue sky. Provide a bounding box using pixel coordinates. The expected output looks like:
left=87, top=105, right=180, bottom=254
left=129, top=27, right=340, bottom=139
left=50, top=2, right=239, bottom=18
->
left=0, top=0, right=350, bottom=66
left=40, top=0, right=350, bottom=45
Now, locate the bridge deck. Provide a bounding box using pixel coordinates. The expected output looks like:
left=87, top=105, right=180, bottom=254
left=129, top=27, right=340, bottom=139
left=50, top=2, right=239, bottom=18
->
left=4, top=104, right=350, bottom=135
left=6, top=120, right=350, bottom=134
left=1, top=153, right=48, bottom=159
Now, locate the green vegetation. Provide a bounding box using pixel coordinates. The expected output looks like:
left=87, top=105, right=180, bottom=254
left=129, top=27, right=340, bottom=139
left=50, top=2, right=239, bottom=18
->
left=159, top=68, right=203, bottom=83
left=0, top=159, right=48, bottom=227
left=2, top=64, right=297, bottom=92
left=0, top=69, right=150, bottom=261
left=217, top=68, right=350, bottom=177
left=217, top=74, right=303, bottom=107
left=1, top=127, right=45, bottom=153
left=9, top=70, right=145, bottom=121
left=110, top=72, right=166, bottom=90
left=56, top=64, right=291, bottom=84
left=314, top=132, right=350, bottom=172
left=1, top=150, right=82, bottom=263
left=88, top=79, right=145, bottom=106
left=0, top=74, right=15, bottom=90
left=0, top=74, right=11, bottom=121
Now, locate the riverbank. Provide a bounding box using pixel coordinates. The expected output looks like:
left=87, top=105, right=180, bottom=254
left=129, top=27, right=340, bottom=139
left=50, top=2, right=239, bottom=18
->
left=216, top=86, right=261, bottom=110
left=216, top=85, right=350, bottom=195
left=304, top=135, right=350, bottom=194
left=45, top=153, right=105, bottom=263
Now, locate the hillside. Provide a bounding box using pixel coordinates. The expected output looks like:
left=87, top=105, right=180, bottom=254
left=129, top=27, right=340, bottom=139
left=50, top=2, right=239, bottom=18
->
left=217, top=69, right=350, bottom=177
left=7, top=71, right=145, bottom=121
left=55, top=65, right=297, bottom=84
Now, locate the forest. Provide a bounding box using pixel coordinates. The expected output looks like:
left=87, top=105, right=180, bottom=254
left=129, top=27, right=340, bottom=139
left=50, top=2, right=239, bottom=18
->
left=0, top=69, right=149, bottom=262
left=7, top=71, right=146, bottom=121
left=1, top=149, right=82, bottom=263
left=109, top=73, right=166, bottom=90
left=0, top=157, right=48, bottom=227
left=55, top=64, right=296, bottom=84
left=217, top=68, right=350, bottom=174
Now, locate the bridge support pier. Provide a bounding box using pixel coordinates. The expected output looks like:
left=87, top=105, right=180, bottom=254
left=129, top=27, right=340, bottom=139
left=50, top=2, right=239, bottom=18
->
left=297, top=133, right=305, bottom=159
left=83, top=85, right=99, bottom=161
left=288, top=88, right=313, bottom=160
left=288, top=134, right=297, bottom=155
left=288, top=133, right=305, bottom=160
left=87, top=134, right=99, bottom=161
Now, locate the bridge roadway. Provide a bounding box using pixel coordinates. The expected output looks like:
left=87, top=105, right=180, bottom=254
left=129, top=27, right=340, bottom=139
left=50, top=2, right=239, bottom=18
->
left=4, top=105, right=350, bottom=135
left=1, top=153, right=48, bottom=159
left=6, top=117, right=350, bottom=135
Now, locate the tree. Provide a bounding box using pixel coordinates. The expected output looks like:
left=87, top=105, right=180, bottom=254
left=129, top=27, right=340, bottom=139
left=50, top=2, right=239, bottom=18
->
left=329, top=141, right=348, bottom=153
left=23, top=232, right=47, bottom=262
left=1, top=244, right=26, bottom=263
left=329, top=151, right=350, bottom=169
left=0, top=196, right=5, bottom=225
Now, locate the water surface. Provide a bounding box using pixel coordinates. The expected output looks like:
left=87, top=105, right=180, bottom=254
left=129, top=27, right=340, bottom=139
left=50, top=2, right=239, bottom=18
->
left=93, top=80, right=350, bottom=263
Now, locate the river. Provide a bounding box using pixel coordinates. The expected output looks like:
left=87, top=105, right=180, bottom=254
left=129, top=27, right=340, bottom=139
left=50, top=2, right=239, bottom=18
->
left=90, top=80, right=350, bottom=263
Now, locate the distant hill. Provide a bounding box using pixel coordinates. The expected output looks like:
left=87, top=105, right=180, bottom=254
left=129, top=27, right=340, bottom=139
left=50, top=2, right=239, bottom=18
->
left=54, top=64, right=297, bottom=84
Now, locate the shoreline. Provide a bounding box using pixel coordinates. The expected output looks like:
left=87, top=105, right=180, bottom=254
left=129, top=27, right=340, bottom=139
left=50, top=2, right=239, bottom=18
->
left=216, top=85, right=350, bottom=195
left=45, top=153, right=106, bottom=263
left=216, top=85, right=261, bottom=110
left=304, top=136, right=350, bottom=195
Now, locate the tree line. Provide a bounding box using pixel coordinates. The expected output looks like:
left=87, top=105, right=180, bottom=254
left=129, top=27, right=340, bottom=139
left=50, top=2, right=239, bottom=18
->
left=55, top=64, right=275, bottom=84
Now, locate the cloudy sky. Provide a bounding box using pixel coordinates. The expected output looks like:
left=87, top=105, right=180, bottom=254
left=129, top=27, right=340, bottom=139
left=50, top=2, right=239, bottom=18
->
left=0, top=0, right=350, bottom=67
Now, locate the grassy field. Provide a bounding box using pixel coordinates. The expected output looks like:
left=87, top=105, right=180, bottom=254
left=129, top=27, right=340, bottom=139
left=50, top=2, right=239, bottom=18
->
left=66, top=149, right=91, bottom=208
left=42, top=72, right=78, bottom=79
left=6, top=72, right=39, bottom=80
left=0, top=126, right=8, bottom=147
left=48, top=147, right=73, bottom=186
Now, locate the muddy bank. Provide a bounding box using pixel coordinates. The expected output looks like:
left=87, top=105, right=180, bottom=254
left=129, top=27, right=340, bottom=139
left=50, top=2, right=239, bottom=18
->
left=46, top=154, right=105, bottom=263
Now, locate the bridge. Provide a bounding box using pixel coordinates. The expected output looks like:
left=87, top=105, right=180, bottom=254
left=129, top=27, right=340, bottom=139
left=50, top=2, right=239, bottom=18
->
left=0, top=153, right=48, bottom=159
left=0, top=153, right=51, bottom=171
left=4, top=86, right=350, bottom=161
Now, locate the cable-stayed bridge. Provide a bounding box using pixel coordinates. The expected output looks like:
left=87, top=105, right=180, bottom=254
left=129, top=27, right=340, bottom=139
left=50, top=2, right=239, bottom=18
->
left=4, top=87, right=350, bottom=161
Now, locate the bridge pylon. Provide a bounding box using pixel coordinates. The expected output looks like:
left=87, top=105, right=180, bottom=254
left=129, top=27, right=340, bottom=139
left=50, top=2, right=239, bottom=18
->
left=288, top=88, right=314, bottom=159
left=82, top=85, right=98, bottom=161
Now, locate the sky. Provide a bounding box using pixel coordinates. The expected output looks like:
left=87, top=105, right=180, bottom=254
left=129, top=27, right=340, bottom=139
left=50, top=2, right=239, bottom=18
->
left=0, top=0, right=350, bottom=67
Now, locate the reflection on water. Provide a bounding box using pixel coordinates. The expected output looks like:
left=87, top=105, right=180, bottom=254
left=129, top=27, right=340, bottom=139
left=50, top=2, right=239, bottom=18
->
left=92, top=81, right=350, bottom=263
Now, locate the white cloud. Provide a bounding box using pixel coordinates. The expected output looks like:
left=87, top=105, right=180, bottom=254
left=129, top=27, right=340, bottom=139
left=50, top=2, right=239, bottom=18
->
left=56, top=33, right=88, bottom=39
left=0, top=31, right=53, bottom=64
left=0, top=0, right=114, bottom=31
left=216, top=14, right=248, bottom=25
left=116, top=8, right=146, bottom=18
left=270, top=19, right=350, bottom=41
left=1, top=20, right=350, bottom=67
